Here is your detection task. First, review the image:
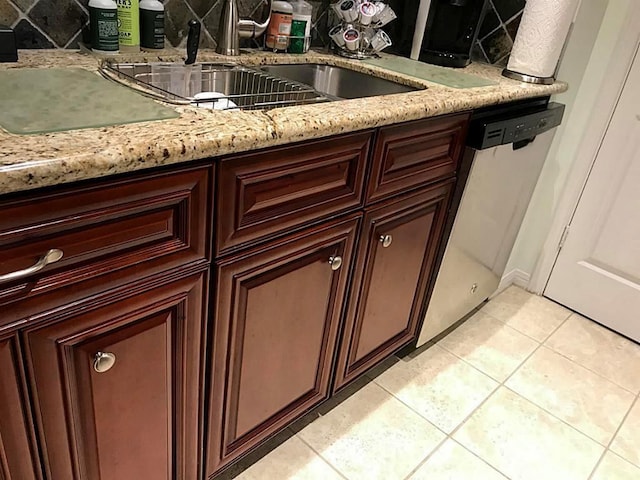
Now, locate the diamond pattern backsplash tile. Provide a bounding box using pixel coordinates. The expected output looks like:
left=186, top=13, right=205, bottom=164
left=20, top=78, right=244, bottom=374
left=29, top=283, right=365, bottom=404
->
left=0, top=0, right=332, bottom=50
left=1, top=0, right=522, bottom=67
left=473, top=0, right=526, bottom=65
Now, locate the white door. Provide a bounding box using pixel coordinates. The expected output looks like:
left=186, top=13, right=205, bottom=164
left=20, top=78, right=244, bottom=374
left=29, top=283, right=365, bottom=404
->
left=545, top=47, right=640, bottom=342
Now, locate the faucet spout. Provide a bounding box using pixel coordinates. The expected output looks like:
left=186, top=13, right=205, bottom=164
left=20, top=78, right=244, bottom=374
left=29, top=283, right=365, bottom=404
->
left=216, top=0, right=272, bottom=56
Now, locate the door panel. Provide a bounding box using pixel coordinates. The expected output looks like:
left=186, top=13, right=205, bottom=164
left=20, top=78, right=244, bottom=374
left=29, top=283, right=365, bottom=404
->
left=335, top=181, right=453, bottom=390
left=0, top=335, right=40, bottom=480
left=207, top=216, right=359, bottom=474
left=23, top=274, right=206, bottom=480
left=546, top=50, right=640, bottom=342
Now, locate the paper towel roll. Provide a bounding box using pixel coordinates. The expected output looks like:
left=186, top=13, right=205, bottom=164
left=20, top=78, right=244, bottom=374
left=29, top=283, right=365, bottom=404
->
left=411, top=0, right=432, bottom=60
left=507, top=0, right=579, bottom=79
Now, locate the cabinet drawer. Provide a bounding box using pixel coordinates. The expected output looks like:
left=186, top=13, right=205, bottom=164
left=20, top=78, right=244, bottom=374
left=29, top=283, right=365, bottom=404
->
left=367, top=114, right=468, bottom=204
left=216, top=131, right=371, bottom=254
left=0, top=166, right=211, bottom=312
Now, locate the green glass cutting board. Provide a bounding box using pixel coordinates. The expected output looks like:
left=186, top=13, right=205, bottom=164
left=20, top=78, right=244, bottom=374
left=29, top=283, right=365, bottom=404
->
left=363, top=56, right=496, bottom=89
left=0, top=68, right=179, bottom=135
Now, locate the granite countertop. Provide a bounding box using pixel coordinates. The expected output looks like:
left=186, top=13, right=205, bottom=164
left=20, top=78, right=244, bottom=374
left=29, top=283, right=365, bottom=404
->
left=0, top=49, right=567, bottom=196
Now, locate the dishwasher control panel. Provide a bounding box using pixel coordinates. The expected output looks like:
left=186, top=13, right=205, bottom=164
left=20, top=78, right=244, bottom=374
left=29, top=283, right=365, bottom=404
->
left=468, top=102, right=565, bottom=149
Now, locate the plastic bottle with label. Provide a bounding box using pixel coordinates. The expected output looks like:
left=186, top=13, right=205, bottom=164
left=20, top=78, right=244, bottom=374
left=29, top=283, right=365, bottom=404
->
left=89, top=0, right=119, bottom=53
left=140, top=0, right=164, bottom=51
left=117, top=0, right=140, bottom=53
left=289, top=0, right=312, bottom=53
left=266, top=1, right=293, bottom=52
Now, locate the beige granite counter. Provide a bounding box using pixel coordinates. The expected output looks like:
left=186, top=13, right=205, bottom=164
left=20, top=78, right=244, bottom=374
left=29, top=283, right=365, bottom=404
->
left=0, top=49, right=567, bottom=196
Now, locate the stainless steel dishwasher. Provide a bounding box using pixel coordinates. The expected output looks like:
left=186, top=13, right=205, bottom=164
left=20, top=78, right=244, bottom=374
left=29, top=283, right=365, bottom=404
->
left=418, top=98, right=565, bottom=346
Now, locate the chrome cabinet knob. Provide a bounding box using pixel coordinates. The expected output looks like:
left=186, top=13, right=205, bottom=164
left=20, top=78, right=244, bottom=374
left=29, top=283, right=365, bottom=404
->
left=379, top=234, right=393, bottom=248
left=93, top=352, right=116, bottom=373
left=329, top=255, right=343, bottom=271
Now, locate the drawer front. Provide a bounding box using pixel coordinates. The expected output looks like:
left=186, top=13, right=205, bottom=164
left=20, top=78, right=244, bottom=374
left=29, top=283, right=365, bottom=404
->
left=367, top=114, right=468, bottom=204
left=216, top=131, right=372, bottom=255
left=0, top=166, right=211, bottom=313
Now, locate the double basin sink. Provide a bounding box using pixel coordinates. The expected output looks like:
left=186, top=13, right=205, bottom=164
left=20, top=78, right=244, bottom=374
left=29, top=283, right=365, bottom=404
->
left=100, top=62, right=422, bottom=110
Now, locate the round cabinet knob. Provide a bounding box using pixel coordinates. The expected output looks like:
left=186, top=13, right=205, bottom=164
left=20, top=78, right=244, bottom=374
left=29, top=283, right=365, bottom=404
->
left=93, top=351, right=116, bottom=373
left=379, top=234, right=393, bottom=248
left=329, top=255, right=343, bottom=271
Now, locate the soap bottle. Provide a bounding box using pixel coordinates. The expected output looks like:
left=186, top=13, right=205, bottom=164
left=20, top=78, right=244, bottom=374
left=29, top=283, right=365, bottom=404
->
left=88, top=0, right=119, bottom=53
left=117, top=0, right=140, bottom=53
left=289, top=0, right=312, bottom=53
left=140, top=0, right=165, bottom=51
left=266, top=1, right=293, bottom=51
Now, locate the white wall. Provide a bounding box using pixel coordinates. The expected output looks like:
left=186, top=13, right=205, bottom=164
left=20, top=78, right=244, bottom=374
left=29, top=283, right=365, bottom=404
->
left=502, top=0, right=633, bottom=292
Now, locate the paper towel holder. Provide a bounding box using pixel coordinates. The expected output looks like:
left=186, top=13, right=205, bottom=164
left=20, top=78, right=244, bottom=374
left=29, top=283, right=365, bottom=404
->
left=501, top=69, right=555, bottom=85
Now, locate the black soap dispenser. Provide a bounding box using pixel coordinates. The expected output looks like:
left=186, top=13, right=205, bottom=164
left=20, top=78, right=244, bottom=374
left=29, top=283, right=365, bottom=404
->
left=0, top=25, right=18, bottom=62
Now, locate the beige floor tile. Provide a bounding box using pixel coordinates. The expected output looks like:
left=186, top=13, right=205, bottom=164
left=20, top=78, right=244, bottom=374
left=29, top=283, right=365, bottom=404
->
left=611, top=399, right=640, bottom=467
left=482, top=287, right=571, bottom=341
left=375, top=345, right=498, bottom=433
left=453, top=387, right=603, bottom=480
left=234, top=436, right=344, bottom=480
left=438, top=311, right=539, bottom=382
left=408, top=439, right=508, bottom=480
left=297, top=383, right=445, bottom=480
left=506, top=346, right=635, bottom=445
left=592, top=451, right=640, bottom=480
left=545, top=314, right=640, bottom=393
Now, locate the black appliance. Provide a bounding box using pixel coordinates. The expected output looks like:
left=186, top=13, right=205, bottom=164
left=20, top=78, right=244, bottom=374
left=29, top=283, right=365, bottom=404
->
left=419, top=0, right=488, bottom=68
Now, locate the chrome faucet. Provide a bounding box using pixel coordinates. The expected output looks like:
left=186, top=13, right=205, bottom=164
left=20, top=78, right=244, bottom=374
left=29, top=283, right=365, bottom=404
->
left=216, top=0, right=273, bottom=56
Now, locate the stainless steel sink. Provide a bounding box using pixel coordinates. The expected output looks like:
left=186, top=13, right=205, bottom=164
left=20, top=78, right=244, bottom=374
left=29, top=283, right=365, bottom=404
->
left=100, top=62, right=330, bottom=110
left=260, top=64, right=422, bottom=99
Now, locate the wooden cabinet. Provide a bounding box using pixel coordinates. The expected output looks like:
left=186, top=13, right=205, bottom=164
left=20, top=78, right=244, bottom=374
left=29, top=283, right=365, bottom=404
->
left=22, top=272, right=207, bottom=480
left=0, top=334, right=40, bottom=480
left=334, top=181, right=454, bottom=390
left=367, top=114, right=468, bottom=204
left=0, top=166, right=212, bottom=328
left=206, top=216, right=360, bottom=474
left=216, top=132, right=371, bottom=255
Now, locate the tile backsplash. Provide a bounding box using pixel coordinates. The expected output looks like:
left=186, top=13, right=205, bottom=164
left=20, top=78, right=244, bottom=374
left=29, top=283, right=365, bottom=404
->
left=472, top=0, right=526, bottom=66
left=0, top=0, right=331, bottom=50
left=1, top=0, right=524, bottom=67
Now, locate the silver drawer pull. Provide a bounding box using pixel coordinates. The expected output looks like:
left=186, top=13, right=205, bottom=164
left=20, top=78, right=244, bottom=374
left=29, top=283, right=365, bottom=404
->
left=93, top=352, right=116, bottom=373
left=0, top=249, right=64, bottom=284
left=379, top=234, right=393, bottom=248
left=329, top=255, right=343, bottom=271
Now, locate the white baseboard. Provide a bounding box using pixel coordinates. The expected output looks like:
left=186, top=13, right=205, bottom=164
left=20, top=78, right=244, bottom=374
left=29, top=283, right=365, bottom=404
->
left=494, top=269, right=532, bottom=297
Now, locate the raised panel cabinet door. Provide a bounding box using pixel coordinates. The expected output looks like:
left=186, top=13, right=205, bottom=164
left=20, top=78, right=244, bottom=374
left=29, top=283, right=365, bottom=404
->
left=206, top=216, right=360, bottom=475
left=22, top=273, right=207, bottom=480
left=335, top=181, right=454, bottom=390
left=216, top=131, right=371, bottom=254
left=367, top=114, right=468, bottom=204
left=0, top=335, right=40, bottom=480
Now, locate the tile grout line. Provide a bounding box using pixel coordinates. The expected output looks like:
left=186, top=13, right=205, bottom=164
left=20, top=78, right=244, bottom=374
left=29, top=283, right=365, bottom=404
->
left=293, top=433, right=351, bottom=480
left=477, top=307, right=640, bottom=395
left=432, top=312, right=572, bottom=478
left=587, top=394, right=640, bottom=479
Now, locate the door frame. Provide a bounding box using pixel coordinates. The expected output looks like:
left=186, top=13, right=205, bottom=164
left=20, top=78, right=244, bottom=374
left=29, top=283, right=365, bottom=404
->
left=529, top=2, right=640, bottom=294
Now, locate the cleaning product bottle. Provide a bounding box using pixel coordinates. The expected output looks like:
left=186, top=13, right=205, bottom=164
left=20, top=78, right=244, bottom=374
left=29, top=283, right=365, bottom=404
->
left=289, top=0, right=312, bottom=53
left=140, top=0, right=164, bottom=51
left=265, top=1, right=293, bottom=52
left=88, top=0, right=119, bottom=53
left=117, top=0, right=140, bottom=52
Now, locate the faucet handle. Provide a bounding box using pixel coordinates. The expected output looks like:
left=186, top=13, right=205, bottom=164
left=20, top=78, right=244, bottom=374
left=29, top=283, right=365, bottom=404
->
left=185, top=20, right=201, bottom=65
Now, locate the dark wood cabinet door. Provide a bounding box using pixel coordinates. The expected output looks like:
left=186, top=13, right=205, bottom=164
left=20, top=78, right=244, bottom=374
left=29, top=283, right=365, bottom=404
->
left=206, top=216, right=360, bottom=475
left=22, top=273, right=207, bottom=480
left=0, top=335, right=40, bottom=480
left=334, top=181, right=454, bottom=390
